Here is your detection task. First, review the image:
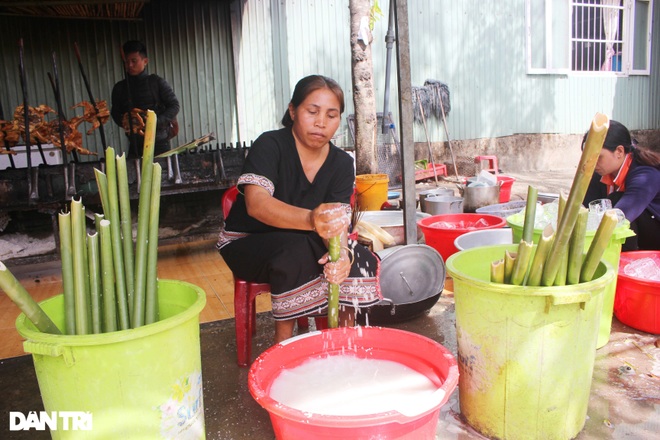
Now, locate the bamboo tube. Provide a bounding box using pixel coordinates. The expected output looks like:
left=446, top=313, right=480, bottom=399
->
left=542, top=113, right=609, bottom=285
left=94, top=212, right=104, bottom=232
left=567, top=207, right=589, bottom=285
left=87, top=232, right=102, bottom=334
left=145, top=163, right=162, bottom=325
left=490, top=259, right=505, bottom=283
left=327, top=235, right=341, bottom=328
left=510, top=241, right=533, bottom=285
left=99, top=219, right=118, bottom=332
left=71, top=198, right=90, bottom=335
left=58, top=210, right=76, bottom=334
left=0, top=262, right=61, bottom=334
left=526, top=225, right=555, bottom=286
left=522, top=186, right=538, bottom=243
left=554, top=253, right=569, bottom=286
left=504, top=250, right=516, bottom=284
left=116, top=153, right=135, bottom=312
left=105, top=147, right=130, bottom=323
left=553, top=192, right=569, bottom=286
left=133, top=110, right=157, bottom=328
left=580, top=210, right=618, bottom=282
left=80, top=206, right=91, bottom=319
left=94, top=169, right=111, bottom=217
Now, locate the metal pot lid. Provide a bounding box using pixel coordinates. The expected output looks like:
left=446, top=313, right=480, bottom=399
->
left=376, top=244, right=446, bottom=305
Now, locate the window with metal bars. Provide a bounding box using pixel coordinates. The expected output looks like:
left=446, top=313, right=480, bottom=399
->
left=526, top=0, right=654, bottom=75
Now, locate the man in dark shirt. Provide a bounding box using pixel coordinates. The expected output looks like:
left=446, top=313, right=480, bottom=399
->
left=111, top=40, right=180, bottom=158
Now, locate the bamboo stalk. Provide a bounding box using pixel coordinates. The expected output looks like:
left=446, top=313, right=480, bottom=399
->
left=522, top=186, right=538, bottom=243
left=58, top=210, right=76, bottom=334
left=99, top=219, right=118, bottom=332
left=87, top=232, right=102, bottom=334
left=327, top=235, right=341, bottom=328
left=1, top=262, right=61, bottom=334
left=542, top=113, right=609, bottom=285
left=510, top=241, right=533, bottom=285
left=490, top=259, right=505, bottom=283
left=70, top=198, right=90, bottom=335
left=553, top=192, right=569, bottom=286
left=580, top=210, right=619, bottom=282
left=116, top=153, right=135, bottom=312
left=105, top=147, right=130, bottom=323
left=145, top=163, right=162, bottom=325
left=526, top=225, right=555, bottom=286
left=133, top=110, right=157, bottom=328
left=567, top=207, right=589, bottom=285
left=504, top=250, right=516, bottom=284
left=94, top=212, right=104, bottom=232
left=94, top=169, right=111, bottom=216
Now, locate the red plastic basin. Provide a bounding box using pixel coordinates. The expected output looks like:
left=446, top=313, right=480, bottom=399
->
left=496, top=175, right=516, bottom=203
left=614, top=251, right=660, bottom=334
left=418, top=214, right=507, bottom=262
left=248, top=327, right=459, bottom=440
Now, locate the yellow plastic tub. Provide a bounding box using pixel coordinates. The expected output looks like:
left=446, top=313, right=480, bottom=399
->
left=15, top=279, right=206, bottom=439
left=446, top=244, right=614, bottom=440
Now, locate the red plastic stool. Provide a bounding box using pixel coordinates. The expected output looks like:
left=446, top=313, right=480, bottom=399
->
left=223, top=186, right=328, bottom=367
left=233, top=279, right=327, bottom=367
left=474, top=155, right=499, bottom=175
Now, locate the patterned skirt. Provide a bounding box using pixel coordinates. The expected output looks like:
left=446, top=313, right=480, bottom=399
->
left=219, top=230, right=381, bottom=320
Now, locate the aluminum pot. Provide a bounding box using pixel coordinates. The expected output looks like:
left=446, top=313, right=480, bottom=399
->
left=358, top=244, right=446, bottom=324
left=418, top=188, right=454, bottom=212
left=424, top=195, right=464, bottom=215
left=458, top=184, right=500, bottom=213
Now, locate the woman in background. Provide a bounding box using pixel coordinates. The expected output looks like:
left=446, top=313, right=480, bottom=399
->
left=583, top=120, right=660, bottom=250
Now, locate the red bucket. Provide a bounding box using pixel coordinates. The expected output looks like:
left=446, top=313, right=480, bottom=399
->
left=248, top=327, right=459, bottom=440
left=496, top=175, right=516, bottom=203
left=418, top=214, right=507, bottom=262
left=614, top=251, right=660, bottom=334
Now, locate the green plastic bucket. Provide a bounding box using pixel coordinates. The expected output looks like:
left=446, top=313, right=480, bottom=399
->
left=15, top=279, right=206, bottom=439
left=446, top=245, right=614, bottom=440
left=507, top=213, right=634, bottom=348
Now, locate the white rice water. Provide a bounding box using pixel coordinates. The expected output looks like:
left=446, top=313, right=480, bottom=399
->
left=269, top=354, right=442, bottom=417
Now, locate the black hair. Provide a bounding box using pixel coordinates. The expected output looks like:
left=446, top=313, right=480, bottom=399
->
left=122, top=40, right=147, bottom=58
left=582, top=119, right=660, bottom=168
left=281, top=75, right=345, bottom=127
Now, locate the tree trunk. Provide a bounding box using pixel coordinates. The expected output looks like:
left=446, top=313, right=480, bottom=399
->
left=349, top=0, right=378, bottom=175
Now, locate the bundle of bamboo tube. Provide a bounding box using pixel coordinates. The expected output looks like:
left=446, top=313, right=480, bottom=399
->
left=0, top=111, right=162, bottom=335
left=490, top=113, right=619, bottom=286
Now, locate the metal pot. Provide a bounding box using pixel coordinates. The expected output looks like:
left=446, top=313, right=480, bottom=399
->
left=458, top=184, right=500, bottom=213
left=423, top=195, right=464, bottom=215
left=358, top=244, right=446, bottom=324
left=418, top=188, right=454, bottom=212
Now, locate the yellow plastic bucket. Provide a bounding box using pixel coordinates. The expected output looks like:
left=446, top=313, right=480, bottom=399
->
left=446, top=244, right=614, bottom=440
left=507, top=214, right=634, bottom=348
left=15, top=279, right=206, bottom=439
left=355, top=174, right=389, bottom=211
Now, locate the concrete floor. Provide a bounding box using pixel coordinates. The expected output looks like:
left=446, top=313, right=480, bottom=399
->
left=1, top=292, right=658, bottom=439
left=1, top=169, right=658, bottom=439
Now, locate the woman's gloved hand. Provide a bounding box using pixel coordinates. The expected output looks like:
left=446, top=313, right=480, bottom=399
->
left=309, top=203, right=350, bottom=240
left=318, top=247, right=353, bottom=285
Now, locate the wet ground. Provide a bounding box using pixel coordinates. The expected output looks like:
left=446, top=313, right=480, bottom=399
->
left=1, top=292, right=658, bottom=439
left=1, top=168, right=658, bottom=439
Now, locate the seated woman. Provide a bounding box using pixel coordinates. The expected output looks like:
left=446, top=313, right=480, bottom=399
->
left=583, top=120, right=660, bottom=251
left=217, top=75, right=382, bottom=343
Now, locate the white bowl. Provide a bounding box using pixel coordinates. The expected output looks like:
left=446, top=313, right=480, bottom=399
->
left=454, top=228, right=513, bottom=251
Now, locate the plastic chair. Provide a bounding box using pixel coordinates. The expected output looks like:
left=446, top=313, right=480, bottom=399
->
left=221, top=186, right=327, bottom=367
left=474, top=155, right=499, bottom=175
